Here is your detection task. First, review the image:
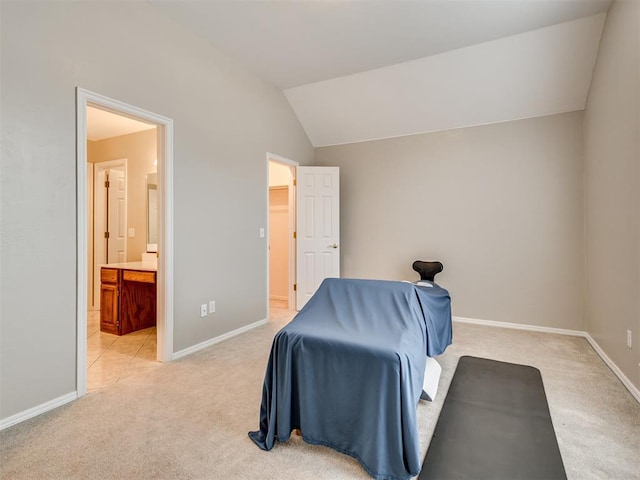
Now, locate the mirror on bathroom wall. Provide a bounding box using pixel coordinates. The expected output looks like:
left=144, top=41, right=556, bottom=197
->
left=146, top=173, right=158, bottom=253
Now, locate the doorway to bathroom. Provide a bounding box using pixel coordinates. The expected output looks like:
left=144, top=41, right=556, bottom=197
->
left=86, top=111, right=156, bottom=392
left=76, top=88, right=174, bottom=397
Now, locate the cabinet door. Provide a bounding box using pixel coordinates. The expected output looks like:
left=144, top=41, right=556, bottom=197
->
left=100, top=283, right=119, bottom=335
left=119, top=270, right=156, bottom=335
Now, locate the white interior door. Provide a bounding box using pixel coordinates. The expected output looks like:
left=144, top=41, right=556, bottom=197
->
left=107, top=168, right=126, bottom=263
left=296, top=166, right=340, bottom=309
left=93, top=161, right=126, bottom=310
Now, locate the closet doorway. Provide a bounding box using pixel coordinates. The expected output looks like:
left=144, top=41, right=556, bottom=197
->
left=267, top=154, right=297, bottom=316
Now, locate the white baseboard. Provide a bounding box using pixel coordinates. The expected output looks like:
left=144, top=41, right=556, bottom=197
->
left=453, top=315, right=584, bottom=337
left=0, top=391, right=77, bottom=431
left=453, top=315, right=640, bottom=403
left=583, top=333, right=640, bottom=404
left=173, top=318, right=268, bottom=360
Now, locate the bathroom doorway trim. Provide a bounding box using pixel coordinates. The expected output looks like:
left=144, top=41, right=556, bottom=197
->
left=76, top=88, right=174, bottom=397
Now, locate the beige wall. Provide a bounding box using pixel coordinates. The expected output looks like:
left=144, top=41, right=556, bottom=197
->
left=584, top=0, right=640, bottom=390
left=315, top=112, right=585, bottom=330
left=88, top=129, right=157, bottom=263
left=0, top=1, right=313, bottom=421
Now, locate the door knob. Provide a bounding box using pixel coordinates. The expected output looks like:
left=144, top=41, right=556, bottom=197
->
left=328, top=243, right=338, bottom=249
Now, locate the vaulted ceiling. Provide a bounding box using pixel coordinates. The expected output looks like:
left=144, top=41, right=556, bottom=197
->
left=150, top=0, right=612, bottom=146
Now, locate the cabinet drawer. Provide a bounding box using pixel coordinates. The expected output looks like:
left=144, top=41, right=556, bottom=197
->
left=101, top=268, right=118, bottom=283
left=123, top=270, right=155, bottom=284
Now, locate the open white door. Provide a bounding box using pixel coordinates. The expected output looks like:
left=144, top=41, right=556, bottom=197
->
left=296, top=166, right=340, bottom=309
left=107, top=168, right=126, bottom=263
left=93, top=160, right=126, bottom=309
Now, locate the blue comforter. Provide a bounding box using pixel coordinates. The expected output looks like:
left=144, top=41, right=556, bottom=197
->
left=249, top=278, right=452, bottom=480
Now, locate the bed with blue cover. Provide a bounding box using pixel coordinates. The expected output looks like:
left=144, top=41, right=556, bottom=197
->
left=248, top=277, right=452, bottom=480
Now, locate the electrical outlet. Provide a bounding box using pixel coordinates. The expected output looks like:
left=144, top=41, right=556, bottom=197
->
left=209, top=300, right=216, bottom=314
left=627, top=330, right=632, bottom=349
left=200, top=304, right=208, bottom=318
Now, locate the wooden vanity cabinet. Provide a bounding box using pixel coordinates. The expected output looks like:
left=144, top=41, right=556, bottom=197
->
left=100, top=268, right=120, bottom=334
left=100, top=266, right=156, bottom=335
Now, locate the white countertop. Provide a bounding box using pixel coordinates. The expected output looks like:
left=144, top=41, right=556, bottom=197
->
left=100, top=261, right=157, bottom=272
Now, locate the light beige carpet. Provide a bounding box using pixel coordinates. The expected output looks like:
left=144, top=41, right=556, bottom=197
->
left=1, top=313, right=639, bottom=479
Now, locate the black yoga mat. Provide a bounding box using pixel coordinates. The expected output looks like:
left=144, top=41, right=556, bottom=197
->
left=419, top=356, right=566, bottom=479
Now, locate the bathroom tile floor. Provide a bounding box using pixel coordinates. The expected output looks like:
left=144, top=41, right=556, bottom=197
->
left=87, top=310, right=159, bottom=392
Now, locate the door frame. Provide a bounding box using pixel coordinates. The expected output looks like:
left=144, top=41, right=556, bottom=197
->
left=266, top=153, right=298, bottom=312
left=76, top=88, right=174, bottom=397
left=92, top=158, right=127, bottom=311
